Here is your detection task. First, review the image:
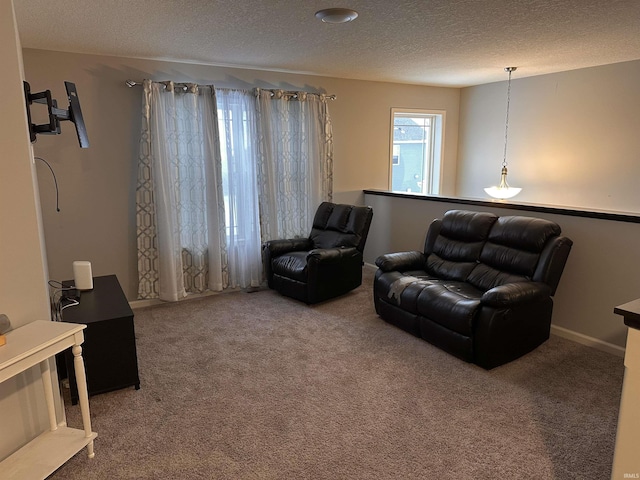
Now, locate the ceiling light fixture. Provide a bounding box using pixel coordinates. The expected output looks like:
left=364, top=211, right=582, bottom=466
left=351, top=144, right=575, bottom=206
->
left=315, top=8, right=359, bottom=24
left=484, top=66, right=522, bottom=200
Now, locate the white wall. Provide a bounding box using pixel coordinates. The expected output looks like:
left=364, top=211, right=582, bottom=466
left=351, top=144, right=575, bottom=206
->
left=0, top=0, right=62, bottom=461
left=457, top=61, right=640, bottom=212
left=22, top=49, right=460, bottom=300
left=364, top=193, right=634, bottom=351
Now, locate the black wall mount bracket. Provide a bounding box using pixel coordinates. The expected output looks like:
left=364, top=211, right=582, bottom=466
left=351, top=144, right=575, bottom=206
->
left=23, top=80, right=89, bottom=148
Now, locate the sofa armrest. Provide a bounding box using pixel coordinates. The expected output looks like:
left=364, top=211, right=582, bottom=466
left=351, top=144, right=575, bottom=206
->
left=263, top=238, right=312, bottom=257
left=375, top=251, right=426, bottom=272
left=308, top=246, right=360, bottom=263
left=481, top=282, right=551, bottom=308
left=533, top=235, right=573, bottom=295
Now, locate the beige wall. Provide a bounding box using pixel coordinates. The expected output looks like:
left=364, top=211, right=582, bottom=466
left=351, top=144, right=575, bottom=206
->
left=452, top=61, right=640, bottom=349
left=0, top=0, right=62, bottom=461
left=22, top=49, right=461, bottom=300
left=457, top=61, right=640, bottom=212
left=364, top=193, right=634, bottom=351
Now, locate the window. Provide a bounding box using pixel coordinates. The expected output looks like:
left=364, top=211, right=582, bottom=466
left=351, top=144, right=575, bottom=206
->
left=216, top=98, right=259, bottom=242
left=389, top=109, right=444, bottom=194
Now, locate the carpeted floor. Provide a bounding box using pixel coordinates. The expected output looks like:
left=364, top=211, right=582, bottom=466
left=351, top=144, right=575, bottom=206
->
left=50, top=269, right=624, bottom=479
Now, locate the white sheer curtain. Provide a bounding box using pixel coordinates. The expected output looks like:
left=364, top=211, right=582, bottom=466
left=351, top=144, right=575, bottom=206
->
left=214, top=89, right=263, bottom=288
left=137, top=80, right=226, bottom=301
left=255, top=89, right=333, bottom=241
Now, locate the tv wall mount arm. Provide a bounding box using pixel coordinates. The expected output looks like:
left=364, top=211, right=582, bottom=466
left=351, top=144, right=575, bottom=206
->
left=23, top=81, right=89, bottom=148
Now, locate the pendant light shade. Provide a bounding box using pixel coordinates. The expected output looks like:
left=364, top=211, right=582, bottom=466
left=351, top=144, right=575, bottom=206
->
left=485, top=67, right=521, bottom=199
left=484, top=167, right=521, bottom=199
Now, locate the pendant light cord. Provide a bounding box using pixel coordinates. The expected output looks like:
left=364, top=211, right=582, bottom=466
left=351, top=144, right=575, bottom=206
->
left=502, top=68, right=513, bottom=168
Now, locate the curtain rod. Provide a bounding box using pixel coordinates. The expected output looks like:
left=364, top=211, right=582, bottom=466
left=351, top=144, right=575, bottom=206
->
left=125, top=80, right=336, bottom=100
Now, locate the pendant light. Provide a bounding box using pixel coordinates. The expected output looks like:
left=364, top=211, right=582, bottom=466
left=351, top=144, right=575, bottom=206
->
left=484, top=67, right=522, bottom=199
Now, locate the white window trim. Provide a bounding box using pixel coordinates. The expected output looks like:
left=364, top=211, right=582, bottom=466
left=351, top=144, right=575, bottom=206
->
left=388, top=108, right=446, bottom=195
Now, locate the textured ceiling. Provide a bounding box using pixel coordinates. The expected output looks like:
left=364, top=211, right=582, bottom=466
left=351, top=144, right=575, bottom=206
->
left=13, top=0, right=640, bottom=87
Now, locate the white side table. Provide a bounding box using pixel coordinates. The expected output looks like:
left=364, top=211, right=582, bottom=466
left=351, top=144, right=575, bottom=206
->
left=0, top=320, right=97, bottom=479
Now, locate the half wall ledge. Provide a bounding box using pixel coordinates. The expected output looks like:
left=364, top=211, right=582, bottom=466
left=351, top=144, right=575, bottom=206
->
left=362, top=190, right=640, bottom=224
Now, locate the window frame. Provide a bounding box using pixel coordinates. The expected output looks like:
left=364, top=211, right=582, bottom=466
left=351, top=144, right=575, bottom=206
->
left=388, top=108, right=445, bottom=195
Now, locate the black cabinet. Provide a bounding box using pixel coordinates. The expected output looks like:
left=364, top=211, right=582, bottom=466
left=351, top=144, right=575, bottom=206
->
left=62, top=275, right=140, bottom=404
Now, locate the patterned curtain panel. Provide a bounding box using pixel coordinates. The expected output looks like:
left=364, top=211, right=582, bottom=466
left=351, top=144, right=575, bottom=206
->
left=136, top=80, right=226, bottom=301
left=136, top=82, right=159, bottom=299
left=255, top=89, right=334, bottom=242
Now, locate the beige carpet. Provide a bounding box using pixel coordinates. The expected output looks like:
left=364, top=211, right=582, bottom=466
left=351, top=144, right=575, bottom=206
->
left=50, top=269, right=624, bottom=479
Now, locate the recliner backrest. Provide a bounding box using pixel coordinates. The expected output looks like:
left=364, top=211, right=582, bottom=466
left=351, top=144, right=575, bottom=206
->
left=309, top=202, right=373, bottom=251
left=424, top=210, right=498, bottom=281
left=466, top=215, right=562, bottom=291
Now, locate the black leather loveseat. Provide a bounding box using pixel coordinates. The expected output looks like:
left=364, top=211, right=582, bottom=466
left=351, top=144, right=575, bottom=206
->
left=374, top=210, right=572, bottom=369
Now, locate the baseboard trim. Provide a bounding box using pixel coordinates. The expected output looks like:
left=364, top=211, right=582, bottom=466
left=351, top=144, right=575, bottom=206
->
left=130, top=298, right=163, bottom=309
left=364, top=262, right=377, bottom=272
left=129, top=288, right=237, bottom=310
left=551, top=325, right=625, bottom=357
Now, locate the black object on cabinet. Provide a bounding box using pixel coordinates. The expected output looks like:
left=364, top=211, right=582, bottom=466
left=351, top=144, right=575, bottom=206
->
left=62, top=274, right=140, bottom=404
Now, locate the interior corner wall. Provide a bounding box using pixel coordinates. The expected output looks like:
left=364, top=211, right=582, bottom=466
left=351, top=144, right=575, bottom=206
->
left=21, top=49, right=460, bottom=300
left=457, top=60, right=640, bottom=212
left=0, top=0, right=61, bottom=461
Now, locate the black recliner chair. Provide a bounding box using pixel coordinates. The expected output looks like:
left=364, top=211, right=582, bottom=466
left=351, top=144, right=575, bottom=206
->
left=263, top=202, right=373, bottom=304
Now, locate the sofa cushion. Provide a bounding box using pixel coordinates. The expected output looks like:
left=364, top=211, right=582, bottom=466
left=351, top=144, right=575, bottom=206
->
left=309, top=202, right=372, bottom=251
left=466, top=264, right=529, bottom=292
left=426, top=210, right=498, bottom=281
left=271, top=251, right=308, bottom=282
left=376, top=271, right=444, bottom=314
left=488, top=216, right=561, bottom=252
left=416, top=282, right=484, bottom=336
left=478, top=242, right=540, bottom=277
left=467, top=216, right=562, bottom=291
left=439, top=210, right=499, bottom=243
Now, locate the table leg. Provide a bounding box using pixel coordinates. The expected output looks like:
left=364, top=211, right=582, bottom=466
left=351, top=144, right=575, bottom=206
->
left=72, top=344, right=95, bottom=458
left=39, top=358, right=58, bottom=432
